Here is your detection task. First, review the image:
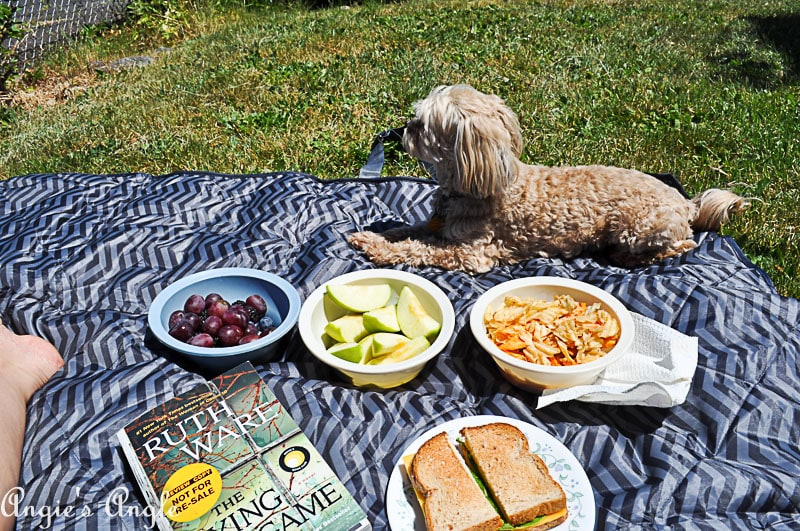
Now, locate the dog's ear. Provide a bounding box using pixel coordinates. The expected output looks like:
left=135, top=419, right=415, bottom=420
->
left=453, top=96, right=523, bottom=198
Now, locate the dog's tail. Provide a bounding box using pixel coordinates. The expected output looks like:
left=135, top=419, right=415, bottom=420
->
left=690, top=189, right=750, bottom=231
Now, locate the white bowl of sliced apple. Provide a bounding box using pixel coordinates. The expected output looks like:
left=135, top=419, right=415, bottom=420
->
left=298, top=269, right=455, bottom=389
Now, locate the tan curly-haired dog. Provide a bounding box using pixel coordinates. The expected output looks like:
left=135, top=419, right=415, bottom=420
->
left=349, top=84, right=748, bottom=273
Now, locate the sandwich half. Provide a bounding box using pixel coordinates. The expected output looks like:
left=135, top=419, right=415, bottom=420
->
left=459, top=423, right=568, bottom=530
left=408, top=431, right=504, bottom=531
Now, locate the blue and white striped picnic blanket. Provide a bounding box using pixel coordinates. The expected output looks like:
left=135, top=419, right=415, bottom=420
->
left=1, top=171, right=798, bottom=529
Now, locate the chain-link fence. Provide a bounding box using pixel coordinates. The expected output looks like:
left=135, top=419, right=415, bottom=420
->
left=5, top=0, right=130, bottom=70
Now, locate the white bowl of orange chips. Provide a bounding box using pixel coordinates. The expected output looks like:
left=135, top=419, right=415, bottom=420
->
left=469, top=277, right=635, bottom=391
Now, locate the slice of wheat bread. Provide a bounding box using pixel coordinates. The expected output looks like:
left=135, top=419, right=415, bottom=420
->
left=409, top=432, right=503, bottom=531
left=460, top=423, right=567, bottom=527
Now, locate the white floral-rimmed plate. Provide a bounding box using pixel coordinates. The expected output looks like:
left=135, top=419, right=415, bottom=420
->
left=385, top=415, right=596, bottom=530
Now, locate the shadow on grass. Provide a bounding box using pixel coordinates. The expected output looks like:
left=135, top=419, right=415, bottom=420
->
left=750, top=13, right=800, bottom=76
left=297, top=0, right=406, bottom=9
left=710, top=13, right=800, bottom=88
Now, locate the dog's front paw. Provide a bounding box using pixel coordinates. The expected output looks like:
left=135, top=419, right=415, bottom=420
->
left=348, top=231, right=403, bottom=266
left=348, top=231, right=385, bottom=252
left=348, top=232, right=394, bottom=263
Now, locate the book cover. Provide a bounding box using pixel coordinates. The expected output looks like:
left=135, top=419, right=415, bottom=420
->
left=116, top=362, right=371, bottom=531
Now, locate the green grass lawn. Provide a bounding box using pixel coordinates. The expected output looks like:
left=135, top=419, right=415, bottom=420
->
left=1, top=0, right=798, bottom=298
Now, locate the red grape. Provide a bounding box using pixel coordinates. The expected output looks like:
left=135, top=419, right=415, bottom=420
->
left=184, top=312, right=202, bottom=332
left=204, top=293, right=222, bottom=309
left=218, top=325, right=243, bottom=347
left=189, top=333, right=215, bottom=347
left=202, top=315, right=223, bottom=336
left=246, top=294, right=267, bottom=317
left=168, top=320, right=194, bottom=341
left=239, top=334, right=260, bottom=344
left=168, top=310, right=185, bottom=329
left=222, top=309, right=248, bottom=329
left=184, top=294, right=206, bottom=314
left=207, top=299, right=230, bottom=318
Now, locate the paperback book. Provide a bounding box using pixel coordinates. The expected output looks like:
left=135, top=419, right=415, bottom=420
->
left=116, top=361, right=370, bottom=531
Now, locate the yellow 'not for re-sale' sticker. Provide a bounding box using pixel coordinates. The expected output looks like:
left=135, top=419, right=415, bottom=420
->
left=161, top=463, right=223, bottom=522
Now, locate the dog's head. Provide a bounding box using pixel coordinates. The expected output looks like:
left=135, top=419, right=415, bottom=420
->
left=403, top=84, right=523, bottom=198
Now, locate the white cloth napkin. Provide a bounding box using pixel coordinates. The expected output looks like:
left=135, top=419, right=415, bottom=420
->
left=536, top=313, right=698, bottom=409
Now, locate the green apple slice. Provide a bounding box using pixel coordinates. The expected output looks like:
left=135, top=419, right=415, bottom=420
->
left=362, top=305, right=401, bottom=333
left=324, top=314, right=368, bottom=343
left=396, top=286, right=442, bottom=341
left=368, top=332, right=411, bottom=357
left=327, top=341, right=368, bottom=364
left=368, top=336, right=430, bottom=365
left=326, top=283, right=392, bottom=313
left=357, top=334, right=374, bottom=363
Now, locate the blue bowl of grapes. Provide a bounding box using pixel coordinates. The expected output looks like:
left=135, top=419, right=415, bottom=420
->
left=148, top=267, right=301, bottom=371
